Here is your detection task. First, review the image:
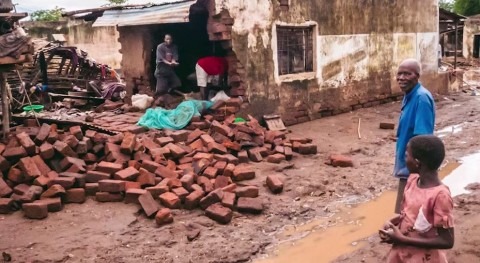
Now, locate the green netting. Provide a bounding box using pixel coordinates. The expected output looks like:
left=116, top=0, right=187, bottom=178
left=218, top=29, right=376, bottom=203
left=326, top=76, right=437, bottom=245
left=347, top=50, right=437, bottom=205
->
left=137, top=100, right=213, bottom=130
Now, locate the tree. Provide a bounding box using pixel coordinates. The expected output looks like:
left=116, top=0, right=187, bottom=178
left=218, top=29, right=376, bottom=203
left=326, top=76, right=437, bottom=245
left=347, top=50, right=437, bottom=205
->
left=453, top=0, right=480, bottom=16
left=30, top=7, right=64, bottom=22
left=439, top=0, right=454, bottom=11
left=107, top=0, right=128, bottom=5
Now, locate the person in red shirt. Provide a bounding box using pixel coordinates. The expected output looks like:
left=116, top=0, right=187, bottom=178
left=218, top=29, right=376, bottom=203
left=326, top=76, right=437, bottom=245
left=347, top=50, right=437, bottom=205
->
left=195, top=56, right=228, bottom=100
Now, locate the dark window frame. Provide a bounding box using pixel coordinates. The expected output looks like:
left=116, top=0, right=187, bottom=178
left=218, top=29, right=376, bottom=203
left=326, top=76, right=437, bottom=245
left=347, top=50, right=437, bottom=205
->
left=276, top=25, right=314, bottom=76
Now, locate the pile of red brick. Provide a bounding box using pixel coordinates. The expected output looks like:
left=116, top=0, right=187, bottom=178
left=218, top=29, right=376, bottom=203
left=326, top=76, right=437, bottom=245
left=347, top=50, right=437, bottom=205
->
left=0, top=116, right=317, bottom=225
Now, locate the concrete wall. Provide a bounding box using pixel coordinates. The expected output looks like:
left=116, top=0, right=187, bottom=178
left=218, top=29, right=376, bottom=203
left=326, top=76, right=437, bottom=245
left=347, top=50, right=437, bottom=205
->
left=463, top=18, right=480, bottom=59
left=22, top=20, right=122, bottom=70
left=214, top=0, right=442, bottom=123
left=67, top=20, right=122, bottom=70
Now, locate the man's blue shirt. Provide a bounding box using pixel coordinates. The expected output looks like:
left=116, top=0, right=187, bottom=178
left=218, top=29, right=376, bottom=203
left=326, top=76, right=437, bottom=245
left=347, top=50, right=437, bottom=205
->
left=394, top=83, right=435, bottom=178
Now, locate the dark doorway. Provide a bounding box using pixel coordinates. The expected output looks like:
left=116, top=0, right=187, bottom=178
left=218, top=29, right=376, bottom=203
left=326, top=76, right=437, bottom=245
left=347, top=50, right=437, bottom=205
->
left=473, top=35, right=480, bottom=58
left=149, top=9, right=214, bottom=94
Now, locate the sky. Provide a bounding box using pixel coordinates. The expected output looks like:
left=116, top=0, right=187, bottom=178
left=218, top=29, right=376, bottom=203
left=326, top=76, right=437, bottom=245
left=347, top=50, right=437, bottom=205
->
left=15, top=0, right=172, bottom=13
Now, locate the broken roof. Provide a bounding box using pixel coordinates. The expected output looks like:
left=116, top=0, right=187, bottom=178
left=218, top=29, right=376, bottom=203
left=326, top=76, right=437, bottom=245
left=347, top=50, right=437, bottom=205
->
left=439, top=8, right=466, bottom=22
left=92, top=0, right=196, bottom=27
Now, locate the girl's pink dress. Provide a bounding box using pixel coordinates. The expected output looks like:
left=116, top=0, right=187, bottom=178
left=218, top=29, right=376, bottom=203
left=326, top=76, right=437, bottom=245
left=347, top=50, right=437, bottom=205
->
left=386, top=173, right=454, bottom=262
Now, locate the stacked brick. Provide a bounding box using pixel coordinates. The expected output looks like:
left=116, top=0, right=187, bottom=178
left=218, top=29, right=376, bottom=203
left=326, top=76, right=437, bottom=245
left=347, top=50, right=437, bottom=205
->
left=0, top=115, right=315, bottom=225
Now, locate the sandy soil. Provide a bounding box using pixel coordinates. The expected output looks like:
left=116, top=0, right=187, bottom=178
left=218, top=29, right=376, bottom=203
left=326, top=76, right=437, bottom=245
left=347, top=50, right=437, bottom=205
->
left=0, top=92, right=479, bottom=263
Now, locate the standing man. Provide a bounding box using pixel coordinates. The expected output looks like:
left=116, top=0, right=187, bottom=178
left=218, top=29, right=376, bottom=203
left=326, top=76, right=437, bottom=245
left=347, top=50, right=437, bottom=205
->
left=195, top=56, right=228, bottom=100
left=393, top=58, right=435, bottom=213
left=154, top=34, right=181, bottom=101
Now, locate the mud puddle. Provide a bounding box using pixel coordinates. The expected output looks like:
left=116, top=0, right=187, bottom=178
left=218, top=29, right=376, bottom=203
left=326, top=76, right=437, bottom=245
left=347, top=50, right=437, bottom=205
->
left=257, top=162, right=467, bottom=263
left=436, top=124, right=464, bottom=138
left=442, top=152, right=480, bottom=197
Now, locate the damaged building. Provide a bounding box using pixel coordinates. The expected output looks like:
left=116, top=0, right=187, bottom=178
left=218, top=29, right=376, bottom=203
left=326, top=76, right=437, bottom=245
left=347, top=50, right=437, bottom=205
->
left=85, top=0, right=444, bottom=124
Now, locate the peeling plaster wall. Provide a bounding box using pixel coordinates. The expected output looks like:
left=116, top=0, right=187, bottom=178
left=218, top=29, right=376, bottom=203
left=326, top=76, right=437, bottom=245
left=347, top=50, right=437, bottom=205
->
left=214, top=0, right=442, bottom=120
left=463, top=18, right=480, bottom=59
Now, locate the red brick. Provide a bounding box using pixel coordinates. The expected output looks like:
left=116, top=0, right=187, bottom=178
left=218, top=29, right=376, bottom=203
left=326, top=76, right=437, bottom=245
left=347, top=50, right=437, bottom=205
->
left=187, top=129, right=205, bottom=144
left=221, top=192, right=235, bottom=209
left=64, top=135, right=79, bottom=149
left=0, top=155, right=9, bottom=172
left=85, top=130, right=97, bottom=138
left=184, top=190, right=204, bottom=209
left=40, top=184, right=66, bottom=199
left=76, top=141, right=88, bottom=155
left=267, top=153, right=286, bottom=164
left=222, top=183, right=237, bottom=193
left=235, top=131, right=253, bottom=142
left=48, top=177, right=75, bottom=189
left=170, top=130, right=190, bottom=142
left=0, top=178, right=13, bottom=197
left=172, top=187, right=189, bottom=201
left=150, top=148, right=170, bottom=159
left=114, top=167, right=139, bottom=181
left=128, top=160, right=140, bottom=170
left=34, top=197, right=62, bottom=212
left=85, top=183, right=99, bottom=196
left=155, top=208, right=174, bottom=226
left=247, top=148, right=263, bottom=162
left=124, top=188, right=147, bottom=204
left=47, top=131, right=59, bottom=144
left=69, top=126, right=83, bottom=140
left=178, top=156, right=193, bottom=165
left=165, top=143, right=187, bottom=158
left=35, top=123, right=51, bottom=145
left=33, top=175, right=51, bottom=188
left=146, top=184, right=169, bottom=198
left=200, top=134, right=215, bottom=145
left=205, top=203, right=232, bottom=224
left=199, top=189, right=224, bottom=209
left=96, top=192, right=123, bottom=202
left=180, top=173, right=195, bottom=191
left=133, top=152, right=151, bottom=162
left=120, top=132, right=136, bottom=154
left=59, top=156, right=86, bottom=172
left=65, top=188, right=86, bottom=203
left=197, top=176, right=214, bottom=193
left=232, top=166, right=255, bottom=181
left=156, top=137, right=174, bottom=146
left=379, top=122, right=395, bottom=130
left=138, top=192, right=160, bottom=217
left=141, top=160, right=161, bottom=173
left=0, top=198, right=15, bottom=214
left=203, top=167, right=218, bottom=179
left=214, top=175, right=230, bottom=189
left=284, top=147, right=293, bottom=160
left=18, top=157, right=41, bottom=181
left=16, top=132, right=36, bottom=155
left=235, top=186, right=259, bottom=198
left=267, top=174, right=284, bottom=194
left=60, top=172, right=86, bottom=188
left=92, top=144, right=104, bottom=154
left=237, top=197, right=263, bottom=214
left=133, top=168, right=154, bottom=187
left=13, top=184, right=30, bottom=195
left=298, top=143, right=317, bottom=155
left=14, top=185, right=42, bottom=203
left=125, top=181, right=142, bottom=190
left=53, top=141, right=78, bottom=157
left=223, top=163, right=235, bottom=177
left=97, top=161, right=123, bottom=175
left=193, top=152, right=214, bottom=161
left=108, top=133, right=124, bottom=144
left=155, top=165, right=179, bottom=179
left=7, top=167, right=25, bottom=183
left=207, top=142, right=228, bottom=154
left=168, top=178, right=182, bottom=189
left=98, top=179, right=126, bottom=192
left=140, top=137, right=160, bottom=152
left=93, top=133, right=109, bottom=144
left=86, top=170, right=111, bottom=183
left=188, top=139, right=205, bottom=151
left=39, top=142, right=54, bottom=160
left=2, top=146, right=28, bottom=160
left=159, top=192, right=181, bottom=209
left=238, top=151, right=249, bottom=163
left=328, top=154, right=354, bottom=167
left=213, top=161, right=227, bottom=174
left=22, top=202, right=48, bottom=219
left=166, top=160, right=177, bottom=171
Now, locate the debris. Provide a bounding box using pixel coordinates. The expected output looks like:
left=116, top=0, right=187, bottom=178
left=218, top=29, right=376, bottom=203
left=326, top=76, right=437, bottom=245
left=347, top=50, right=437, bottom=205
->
left=379, top=122, right=395, bottom=130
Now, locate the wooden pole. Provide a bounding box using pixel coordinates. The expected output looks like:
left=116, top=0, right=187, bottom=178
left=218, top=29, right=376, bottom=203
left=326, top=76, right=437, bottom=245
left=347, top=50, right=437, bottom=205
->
left=454, top=19, right=458, bottom=69
left=0, top=72, right=10, bottom=138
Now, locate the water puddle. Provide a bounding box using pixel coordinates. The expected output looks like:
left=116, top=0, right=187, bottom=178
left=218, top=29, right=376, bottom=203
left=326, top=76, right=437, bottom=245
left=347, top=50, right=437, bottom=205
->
left=257, top=159, right=475, bottom=263
left=436, top=124, right=464, bottom=138
left=442, top=152, right=480, bottom=197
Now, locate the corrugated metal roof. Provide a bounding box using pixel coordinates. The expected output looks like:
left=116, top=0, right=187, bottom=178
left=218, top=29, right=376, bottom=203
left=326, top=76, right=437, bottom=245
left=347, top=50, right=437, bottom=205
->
left=92, top=1, right=195, bottom=27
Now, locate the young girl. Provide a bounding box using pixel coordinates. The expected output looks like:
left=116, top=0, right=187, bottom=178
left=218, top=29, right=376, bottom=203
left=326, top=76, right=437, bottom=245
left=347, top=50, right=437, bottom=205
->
left=380, top=135, right=455, bottom=262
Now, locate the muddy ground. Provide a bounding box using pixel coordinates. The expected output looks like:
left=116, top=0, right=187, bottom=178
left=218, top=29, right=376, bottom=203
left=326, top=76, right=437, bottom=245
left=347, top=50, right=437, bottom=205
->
left=0, top=92, right=479, bottom=263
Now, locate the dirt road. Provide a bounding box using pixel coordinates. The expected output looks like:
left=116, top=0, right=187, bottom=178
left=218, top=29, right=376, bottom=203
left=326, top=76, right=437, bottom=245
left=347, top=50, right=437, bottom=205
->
left=1, top=92, right=479, bottom=263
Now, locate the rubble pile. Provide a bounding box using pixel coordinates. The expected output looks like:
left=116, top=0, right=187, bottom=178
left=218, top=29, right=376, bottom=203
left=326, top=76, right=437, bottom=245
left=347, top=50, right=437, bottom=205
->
left=0, top=117, right=317, bottom=225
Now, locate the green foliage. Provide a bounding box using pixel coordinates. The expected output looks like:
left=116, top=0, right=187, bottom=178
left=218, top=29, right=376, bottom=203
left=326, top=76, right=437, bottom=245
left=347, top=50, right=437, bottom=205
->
left=30, top=6, right=64, bottom=22
left=107, top=0, right=128, bottom=5
left=453, top=0, right=480, bottom=16
left=439, top=0, right=454, bottom=11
